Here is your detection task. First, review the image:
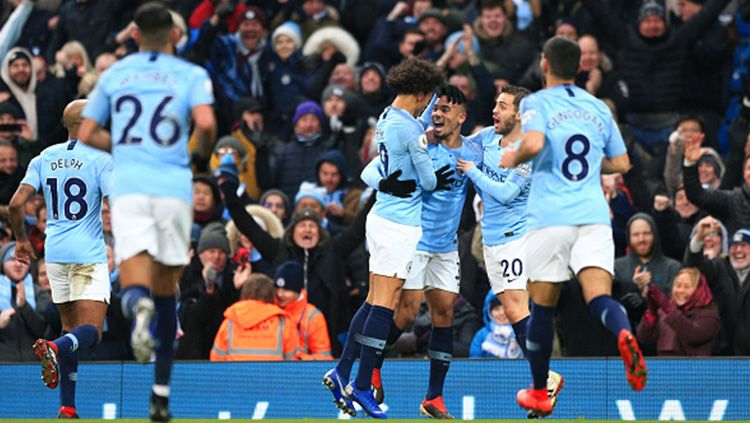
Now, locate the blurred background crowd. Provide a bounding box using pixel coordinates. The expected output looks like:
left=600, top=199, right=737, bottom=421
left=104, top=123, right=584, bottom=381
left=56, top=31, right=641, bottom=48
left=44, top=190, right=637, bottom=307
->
left=0, top=0, right=749, bottom=362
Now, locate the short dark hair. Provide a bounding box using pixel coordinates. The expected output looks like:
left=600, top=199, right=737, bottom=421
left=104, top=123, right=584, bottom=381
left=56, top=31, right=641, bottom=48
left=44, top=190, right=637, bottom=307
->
left=501, top=85, right=532, bottom=111
left=437, top=84, right=467, bottom=105
left=386, top=57, right=444, bottom=96
left=479, top=0, right=507, bottom=14
left=241, top=273, right=275, bottom=303
left=675, top=114, right=706, bottom=133
left=401, top=27, right=425, bottom=42
left=542, top=36, right=580, bottom=80
left=134, top=2, right=173, bottom=46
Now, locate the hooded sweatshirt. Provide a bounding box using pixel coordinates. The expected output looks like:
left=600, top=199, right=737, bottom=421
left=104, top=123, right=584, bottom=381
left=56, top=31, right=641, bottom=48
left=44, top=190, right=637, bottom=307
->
left=210, top=299, right=299, bottom=361
left=469, top=291, right=523, bottom=358
left=614, top=213, right=683, bottom=295
left=0, top=47, right=37, bottom=138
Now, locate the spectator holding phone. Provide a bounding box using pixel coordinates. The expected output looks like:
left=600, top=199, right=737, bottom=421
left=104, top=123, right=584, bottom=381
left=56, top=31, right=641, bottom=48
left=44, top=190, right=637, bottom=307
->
left=0, top=101, right=36, bottom=170
left=176, top=223, right=240, bottom=359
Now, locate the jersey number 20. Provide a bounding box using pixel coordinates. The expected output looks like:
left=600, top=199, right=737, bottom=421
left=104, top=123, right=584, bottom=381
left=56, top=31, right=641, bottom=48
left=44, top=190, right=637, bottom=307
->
left=562, top=134, right=590, bottom=181
left=46, top=177, right=88, bottom=220
left=116, top=95, right=180, bottom=146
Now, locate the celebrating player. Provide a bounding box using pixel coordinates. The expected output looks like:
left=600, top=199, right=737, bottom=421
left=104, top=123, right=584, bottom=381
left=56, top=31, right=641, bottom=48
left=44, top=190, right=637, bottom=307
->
left=322, top=57, right=447, bottom=419
left=78, top=3, right=216, bottom=421
left=361, top=86, right=481, bottom=419
left=9, top=100, right=112, bottom=419
left=456, top=85, right=563, bottom=418
left=500, top=36, right=647, bottom=416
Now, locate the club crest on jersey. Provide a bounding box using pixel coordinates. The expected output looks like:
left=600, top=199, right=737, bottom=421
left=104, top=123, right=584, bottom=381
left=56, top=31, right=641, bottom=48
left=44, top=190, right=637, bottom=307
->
left=418, top=134, right=429, bottom=149
left=516, top=163, right=532, bottom=177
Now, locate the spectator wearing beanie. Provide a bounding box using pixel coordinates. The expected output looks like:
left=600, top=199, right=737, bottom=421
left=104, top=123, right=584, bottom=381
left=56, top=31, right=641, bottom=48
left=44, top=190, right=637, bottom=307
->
left=299, top=149, right=363, bottom=229
left=191, top=97, right=280, bottom=201
left=319, top=84, right=370, bottom=178
left=218, top=172, right=377, bottom=354
left=358, top=61, right=390, bottom=120
left=210, top=273, right=300, bottom=361
left=275, top=100, right=329, bottom=200
left=192, top=176, right=225, bottom=229
left=177, top=223, right=239, bottom=359
left=274, top=261, right=332, bottom=360
left=266, top=21, right=313, bottom=127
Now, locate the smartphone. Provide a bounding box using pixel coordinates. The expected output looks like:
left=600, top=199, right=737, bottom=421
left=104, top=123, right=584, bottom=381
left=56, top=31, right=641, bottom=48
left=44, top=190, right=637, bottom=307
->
left=0, top=123, right=21, bottom=132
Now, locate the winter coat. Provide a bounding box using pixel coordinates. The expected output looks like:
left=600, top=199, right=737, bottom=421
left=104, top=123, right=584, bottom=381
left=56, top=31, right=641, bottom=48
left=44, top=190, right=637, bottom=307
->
left=636, top=277, right=720, bottom=356
left=652, top=207, right=706, bottom=263
left=582, top=0, right=731, bottom=116
left=44, top=0, right=122, bottom=66
left=275, top=134, right=329, bottom=201
left=210, top=299, right=300, bottom=361
left=683, top=163, right=750, bottom=238
left=177, top=259, right=239, bottom=359
left=279, top=290, right=331, bottom=360
left=314, top=149, right=363, bottom=225
left=472, top=18, right=537, bottom=83
left=221, top=183, right=375, bottom=354
left=685, top=249, right=750, bottom=355
left=469, top=291, right=523, bottom=358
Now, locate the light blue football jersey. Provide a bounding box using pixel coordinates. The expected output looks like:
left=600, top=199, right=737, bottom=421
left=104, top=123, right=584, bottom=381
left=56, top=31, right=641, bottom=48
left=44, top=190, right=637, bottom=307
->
left=362, top=139, right=482, bottom=253
left=519, top=84, right=626, bottom=229
left=369, top=106, right=437, bottom=226
left=419, top=140, right=483, bottom=253
left=83, top=51, right=214, bottom=204
left=465, top=127, right=532, bottom=246
left=21, top=140, right=112, bottom=264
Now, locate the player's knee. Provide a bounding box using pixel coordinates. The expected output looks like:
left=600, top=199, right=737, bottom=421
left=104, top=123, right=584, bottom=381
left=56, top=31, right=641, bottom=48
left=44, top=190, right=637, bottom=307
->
left=431, top=306, right=454, bottom=327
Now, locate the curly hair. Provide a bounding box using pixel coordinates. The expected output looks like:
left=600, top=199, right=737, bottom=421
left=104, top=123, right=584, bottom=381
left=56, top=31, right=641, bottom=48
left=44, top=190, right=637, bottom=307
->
left=386, top=57, right=444, bottom=96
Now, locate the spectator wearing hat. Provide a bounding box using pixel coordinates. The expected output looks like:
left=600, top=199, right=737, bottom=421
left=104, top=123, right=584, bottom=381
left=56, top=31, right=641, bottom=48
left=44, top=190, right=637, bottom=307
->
left=266, top=21, right=310, bottom=127
left=683, top=134, right=750, bottom=237
left=685, top=225, right=750, bottom=354
left=190, top=6, right=270, bottom=127
left=210, top=273, right=300, bottom=361
left=193, top=176, right=225, bottom=229
left=273, top=261, right=332, bottom=360
left=275, top=100, right=329, bottom=201
left=218, top=172, right=376, bottom=354
left=0, top=241, right=46, bottom=361
left=582, top=0, right=731, bottom=160
left=177, top=222, right=239, bottom=359
left=470, top=291, right=523, bottom=358
left=472, top=0, right=536, bottom=86
left=310, top=149, right=364, bottom=227
left=416, top=8, right=448, bottom=62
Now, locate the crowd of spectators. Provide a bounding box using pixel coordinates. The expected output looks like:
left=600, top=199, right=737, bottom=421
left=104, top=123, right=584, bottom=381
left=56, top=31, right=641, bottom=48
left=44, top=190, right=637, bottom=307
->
left=0, top=0, right=749, bottom=362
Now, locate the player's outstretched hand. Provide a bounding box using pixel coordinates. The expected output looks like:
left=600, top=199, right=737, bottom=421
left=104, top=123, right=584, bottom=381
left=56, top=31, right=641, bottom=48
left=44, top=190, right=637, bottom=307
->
left=456, top=158, right=476, bottom=173
left=438, top=83, right=465, bottom=105
left=434, top=164, right=455, bottom=191
left=14, top=240, right=35, bottom=265
left=379, top=169, right=417, bottom=198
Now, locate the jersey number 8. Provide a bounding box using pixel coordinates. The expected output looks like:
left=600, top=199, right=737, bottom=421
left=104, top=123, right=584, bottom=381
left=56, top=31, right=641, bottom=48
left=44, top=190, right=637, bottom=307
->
left=562, top=134, right=590, bottom=182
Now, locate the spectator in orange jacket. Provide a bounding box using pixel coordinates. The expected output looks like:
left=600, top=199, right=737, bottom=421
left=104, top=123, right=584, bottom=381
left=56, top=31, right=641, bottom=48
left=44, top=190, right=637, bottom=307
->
left=274, top=261, right=332, bottom=360
left=210, top=273, right=300, bottom=361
